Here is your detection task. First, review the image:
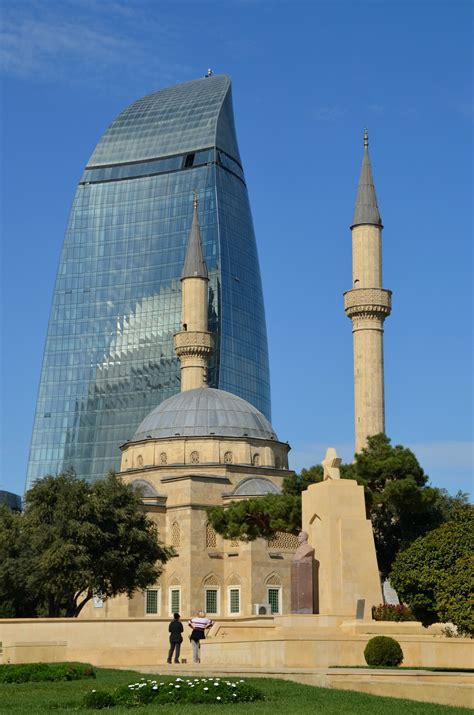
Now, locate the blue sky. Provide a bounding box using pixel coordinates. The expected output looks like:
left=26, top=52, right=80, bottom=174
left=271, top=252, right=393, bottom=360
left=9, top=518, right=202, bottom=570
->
left=1, top=0, right=472, bottom=498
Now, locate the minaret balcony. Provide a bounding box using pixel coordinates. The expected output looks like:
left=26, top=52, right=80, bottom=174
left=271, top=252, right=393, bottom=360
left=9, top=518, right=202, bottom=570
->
left=344, top=287, right=392, bottom=320
left=173, top=330, right=214, bottom=356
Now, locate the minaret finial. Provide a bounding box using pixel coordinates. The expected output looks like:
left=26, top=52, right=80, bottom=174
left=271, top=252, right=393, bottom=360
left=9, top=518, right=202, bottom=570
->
left=364, top=128, right=369, bottom=148
left=193, top=190, right=198, bottom=209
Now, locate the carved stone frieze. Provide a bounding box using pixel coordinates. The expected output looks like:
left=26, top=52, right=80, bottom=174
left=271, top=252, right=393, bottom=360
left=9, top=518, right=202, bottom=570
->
left=343, top=288, right=391, bottom=320
left=173, top=331, right=214, bottom=349
left=173, top=330, right=214, bottom=358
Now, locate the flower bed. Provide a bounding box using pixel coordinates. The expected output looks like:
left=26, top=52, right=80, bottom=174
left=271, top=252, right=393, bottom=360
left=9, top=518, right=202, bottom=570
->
left=84, top=676, right=265, bottom=708
left=372, top=604, right=416, bottom=622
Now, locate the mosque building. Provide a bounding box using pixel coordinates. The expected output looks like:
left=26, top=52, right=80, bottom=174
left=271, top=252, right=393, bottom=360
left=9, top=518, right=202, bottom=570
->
left=98, top=193, right=297, bottom=620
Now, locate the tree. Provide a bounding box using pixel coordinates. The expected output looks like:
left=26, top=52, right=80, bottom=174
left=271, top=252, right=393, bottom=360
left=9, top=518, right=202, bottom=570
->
left=207, top=494, right=301, bottom=541
left=344, top=434, right=467, bottom=578
left=0, top=470, right=171, bottom=618
left=208, top=434, right=468, bottom=578
left=0, top=506, right=37, bottom=617
left=390, top=505, right=473, bottom=633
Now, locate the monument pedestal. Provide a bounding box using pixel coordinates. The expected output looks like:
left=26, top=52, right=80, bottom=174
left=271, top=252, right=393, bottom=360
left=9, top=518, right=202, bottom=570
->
left=302, top=478, right=382, bottom=618
left=290, top=560, right=314, bottom=614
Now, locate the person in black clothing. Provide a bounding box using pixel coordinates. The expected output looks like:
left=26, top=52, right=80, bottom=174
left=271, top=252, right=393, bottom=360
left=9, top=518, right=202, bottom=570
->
left=167, top=613, right=184, bottom=664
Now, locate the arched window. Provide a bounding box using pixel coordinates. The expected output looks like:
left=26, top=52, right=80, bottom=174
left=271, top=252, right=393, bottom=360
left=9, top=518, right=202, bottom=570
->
left=265, top=573, right=282, bottom=614
left=171, top=522, right=180, bottom=548
left=168, top=578, right=181, bottom=616
left=252, top=453, right=260, bottom=466
left=226, top=575, right=241, bottom=616
left=137, top=454, right=143, bottom=468
left=224, top=451, right=233, bottom=464
left=205, top=522, right=217, bottom=548
left=190, top=450, right=200, bottom=464
left=203, top=574, right=220, bottom=615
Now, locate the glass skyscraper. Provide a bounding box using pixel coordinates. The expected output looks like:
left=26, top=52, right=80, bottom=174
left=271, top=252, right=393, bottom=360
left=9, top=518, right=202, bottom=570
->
left=26, top=75, right=270, bottom=487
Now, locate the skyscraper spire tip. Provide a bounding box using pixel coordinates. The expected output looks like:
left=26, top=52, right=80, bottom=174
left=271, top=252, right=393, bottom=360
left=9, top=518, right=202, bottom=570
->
left=364, top=128, right=369, bottom=148
left=193, top=190, right=198, bottom=209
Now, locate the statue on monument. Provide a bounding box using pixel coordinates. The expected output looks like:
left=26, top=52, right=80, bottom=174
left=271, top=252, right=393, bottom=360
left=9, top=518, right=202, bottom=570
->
left=321, top=447, right=342, bottom=480
left=291, top=530, right=315, bottom=614
left=293, top=530, right=314, bottom=562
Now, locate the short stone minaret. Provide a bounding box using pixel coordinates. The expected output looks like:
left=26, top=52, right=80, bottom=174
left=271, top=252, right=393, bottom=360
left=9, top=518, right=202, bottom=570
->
left=173, top=192, right=214, bottom=391
left=344, top=130, right=392, bottom=453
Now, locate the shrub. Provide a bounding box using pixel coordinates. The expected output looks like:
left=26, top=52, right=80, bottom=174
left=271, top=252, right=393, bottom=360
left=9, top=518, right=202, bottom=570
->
left=83, top=690, right=115, bottom=709
left=364, top=636, right=403, bottom=667
left=436, top=554, right=474, bottom=637
left=0, top=662, right=96, bottom=683
left=83, top=676, right=265, bottom=708
left=372, top=603, right=416, bottom=622
left=390, top=506, right=473, bottom=628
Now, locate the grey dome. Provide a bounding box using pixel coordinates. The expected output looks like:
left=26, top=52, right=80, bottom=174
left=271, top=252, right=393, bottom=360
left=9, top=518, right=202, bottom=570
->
left=134, top=387, right=277, bottom=441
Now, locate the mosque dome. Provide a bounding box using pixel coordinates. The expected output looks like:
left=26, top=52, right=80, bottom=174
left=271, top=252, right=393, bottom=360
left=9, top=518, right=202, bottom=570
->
left=133, top=387, right=278, bottom=442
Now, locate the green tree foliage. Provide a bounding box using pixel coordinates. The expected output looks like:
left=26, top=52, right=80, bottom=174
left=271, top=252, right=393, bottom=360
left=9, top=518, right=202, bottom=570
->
left=207, top=494, right=301, bottom=541
left=0, top=506, right=37, bottom=617
left=346, top=434, right=468, bottom=578
left=390, top=505, right=473, bottom=633
left=0, top=471, right=171, bottom=618
left=208, top=434, right=467, bottom=579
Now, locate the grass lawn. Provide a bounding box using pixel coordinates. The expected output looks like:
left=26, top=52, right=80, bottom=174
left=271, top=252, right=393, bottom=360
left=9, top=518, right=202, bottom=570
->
left=0, top=667, right=469, bottom=714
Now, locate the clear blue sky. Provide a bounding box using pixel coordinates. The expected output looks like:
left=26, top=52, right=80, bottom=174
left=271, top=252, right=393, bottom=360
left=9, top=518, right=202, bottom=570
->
left=1, top=0, right=472, bottom=498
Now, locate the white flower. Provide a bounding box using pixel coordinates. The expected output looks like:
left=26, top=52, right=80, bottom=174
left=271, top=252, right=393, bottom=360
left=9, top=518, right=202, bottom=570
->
left=92, top=689, right=96, bottom=693
left=204, top=687, right=209, bottom=691
left=217, top=696, right=221, bottom=700
left=239, top=679, right=244, bottom=682
left=128, top=685, right=134, bottom=689
left=214, top=682, right=219, bottom=686
left=233, top=693, right=237, bottom=697
left=175, top=685, right=180, bottom=688
left=231, top=684, right=236, bottom=688
left=152, top=685, right=158, bottom=690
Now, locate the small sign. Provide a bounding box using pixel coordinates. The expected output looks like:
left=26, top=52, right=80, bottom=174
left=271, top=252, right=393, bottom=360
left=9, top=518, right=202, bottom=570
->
left=355, top=599, right=365, bottom=619
left=93, top=595, right=104, bottom=609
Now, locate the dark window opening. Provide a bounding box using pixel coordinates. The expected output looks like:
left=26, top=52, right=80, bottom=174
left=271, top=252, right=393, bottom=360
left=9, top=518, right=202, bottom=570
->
left=183, top=153, right=195, bottom=168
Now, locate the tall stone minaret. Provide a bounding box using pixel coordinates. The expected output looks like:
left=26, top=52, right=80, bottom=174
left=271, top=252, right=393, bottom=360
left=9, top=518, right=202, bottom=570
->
left=173, top=192, right=214, bottom=391
left=344, top=130, right=392, bottom=453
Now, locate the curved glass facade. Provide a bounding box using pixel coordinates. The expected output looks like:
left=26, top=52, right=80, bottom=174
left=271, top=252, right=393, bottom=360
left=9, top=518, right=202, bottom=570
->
left=26, top=75, right=270, bottom=487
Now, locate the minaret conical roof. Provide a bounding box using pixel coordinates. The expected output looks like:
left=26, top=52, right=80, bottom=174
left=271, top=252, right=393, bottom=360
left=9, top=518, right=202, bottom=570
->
left=352, top=129, right=382, bottom=228
left=182, top=193, right=208, bottom=279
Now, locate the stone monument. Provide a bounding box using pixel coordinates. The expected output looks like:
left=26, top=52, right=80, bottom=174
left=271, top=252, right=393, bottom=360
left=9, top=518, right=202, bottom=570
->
left=290, top=531, right=315, bottom=613
left=301, top=447, right=382, bottom=619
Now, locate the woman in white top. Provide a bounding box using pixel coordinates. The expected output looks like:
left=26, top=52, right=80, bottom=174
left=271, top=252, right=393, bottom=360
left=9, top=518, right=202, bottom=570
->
left=188, top=611, right=214, bottom=663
